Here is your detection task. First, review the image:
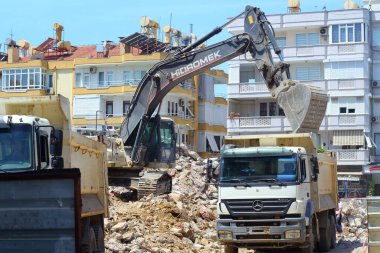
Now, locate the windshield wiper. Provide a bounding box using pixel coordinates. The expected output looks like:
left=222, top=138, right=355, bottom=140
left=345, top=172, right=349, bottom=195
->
left=220, top=178, right=251, bottom=187
left=251, top=178, right=286, bottom=186
left=0, top=167, right=11, bottom=173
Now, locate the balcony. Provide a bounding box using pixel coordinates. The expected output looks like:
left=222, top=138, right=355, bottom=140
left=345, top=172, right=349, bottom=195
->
left=334, top=149, right=370, bottom=165
left=229, top=78, right=369, bottom=99
left=76, top=79, right=140, bottom=89
left=227, top=116, right=292, bottom=134
left=320, top=114, right=370, bottom=132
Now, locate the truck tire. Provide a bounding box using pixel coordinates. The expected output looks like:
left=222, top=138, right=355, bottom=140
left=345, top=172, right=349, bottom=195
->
left=301, top=221, right=315, bottom=253
left=329, top=214, right=336, bottom=249
left=318, top=219, right=331, bottom=252
left=93, top=226, right=105, bottom=252
left=86, top=227, right=97, bottom=253
left=224, top=245, right=238, bottom=253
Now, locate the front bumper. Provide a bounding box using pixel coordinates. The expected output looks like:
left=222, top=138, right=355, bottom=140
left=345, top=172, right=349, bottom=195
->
left=217, top=217, right=306, bottom=246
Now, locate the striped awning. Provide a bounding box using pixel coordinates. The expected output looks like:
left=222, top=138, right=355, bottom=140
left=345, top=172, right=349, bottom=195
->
left=333, top=130, right=364, bottom=146
left=337, top=176, right=360, bottom=181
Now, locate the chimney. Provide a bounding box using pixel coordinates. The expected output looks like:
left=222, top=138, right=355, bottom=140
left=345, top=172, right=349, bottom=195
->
left=6, top=39, right=19, bottom=63
left=288, top=0, right=301, bottom=13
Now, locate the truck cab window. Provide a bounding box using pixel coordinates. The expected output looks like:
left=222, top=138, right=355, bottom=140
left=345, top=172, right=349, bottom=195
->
left=0, top=124, right=32, bottom=170
left=300, top=158, right=306, bottom=182
left=40, top=134, right=49, bottom=167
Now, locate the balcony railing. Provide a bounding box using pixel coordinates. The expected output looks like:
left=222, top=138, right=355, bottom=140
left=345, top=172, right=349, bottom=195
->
left=334, top=149, right=370, bottom=165
left=228, top=78, right=370, bottom=98
left=320, top=114, right=370, bottom=131
left=227, top=116, right=292, bottom=133
left=179, top=82, right=196, bottom=93
left=162, top=112, right=195, bottom=121
left=76, top=79, right=141, bottom=89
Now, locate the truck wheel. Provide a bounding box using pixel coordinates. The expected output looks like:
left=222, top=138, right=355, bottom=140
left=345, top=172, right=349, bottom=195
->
left=87, top=227, right=97, bottom=253
left=224, top=245, right=238, bottom=253
left=94, top=226, right=105, bottom=252
left=318, top=220, right=331, bottom=252
left=329, top=214, right=336, bottom=249
left=301, top=222, right=315, bottom=253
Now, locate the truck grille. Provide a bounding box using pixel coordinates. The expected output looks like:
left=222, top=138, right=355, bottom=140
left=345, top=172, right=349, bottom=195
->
left=222, top=198, right=295, bottom=218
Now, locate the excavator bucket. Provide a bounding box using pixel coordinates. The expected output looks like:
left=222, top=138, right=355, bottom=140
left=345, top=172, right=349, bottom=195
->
left=277, top=83, right=328, bottom=133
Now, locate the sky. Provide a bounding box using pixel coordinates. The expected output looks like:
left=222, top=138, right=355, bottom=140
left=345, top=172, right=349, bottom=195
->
left=0, top=0, right=365, bottom=50
left=0, top=0, right=365, bottom=96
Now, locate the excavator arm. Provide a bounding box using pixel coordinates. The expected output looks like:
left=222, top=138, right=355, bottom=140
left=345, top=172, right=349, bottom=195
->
left=120, top=6, right=328, bottom=164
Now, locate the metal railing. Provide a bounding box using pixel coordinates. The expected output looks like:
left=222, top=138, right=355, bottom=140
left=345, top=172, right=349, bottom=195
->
left=75, top=79, right=141, bottom=89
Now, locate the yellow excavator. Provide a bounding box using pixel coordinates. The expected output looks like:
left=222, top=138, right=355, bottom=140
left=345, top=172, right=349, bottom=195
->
left=106, top=5, right=328, bottom=198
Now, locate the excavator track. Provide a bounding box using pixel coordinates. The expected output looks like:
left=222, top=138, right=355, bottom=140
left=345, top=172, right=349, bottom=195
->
left=137, top=171, right=172, bottom=199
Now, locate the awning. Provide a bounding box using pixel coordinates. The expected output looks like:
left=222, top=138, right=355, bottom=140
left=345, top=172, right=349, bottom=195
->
left=363, top=164, right=380, bottom=174
left=365, top=134, right=377, bottom=148
left=206, top=135, right=219, bottom=152
left=337, top=176, right=360, bottom=181
left=333, top=130, right=364, bottom=146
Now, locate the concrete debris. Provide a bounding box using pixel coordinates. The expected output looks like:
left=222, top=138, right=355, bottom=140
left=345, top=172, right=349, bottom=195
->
left=337, top=198, right=368, bottom=250
left=105, top=155, right=221, bottom=253
left=105, top=155, right=368, bottom=253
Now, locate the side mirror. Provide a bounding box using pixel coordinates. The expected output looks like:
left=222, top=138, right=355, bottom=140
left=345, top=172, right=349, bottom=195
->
left=50, top=129, right=63, bottom=156
left=51, top=157, right=64, bottom=169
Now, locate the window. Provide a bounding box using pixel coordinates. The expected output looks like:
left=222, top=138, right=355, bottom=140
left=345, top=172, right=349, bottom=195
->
left=1, top=68, right=46, bottom=90
left=332, top=23, right=365, bottom=43
left=295, top=66, right=321, bottom=81
left=83, top=73, right=90, bottom=87
left=325, top=61, right=364, bottom=79
left=123, top=100, right=130, bottom=115
left=214, top=136, right=221, bottom=151
left=39, top=134, right=49, bottom=169
left=106, top=72, right=113, bottom=85
left=260, top=103, right=267, bottom=116
left=98, top=72, right=105, bottom=86
left=134, top=70, right=146, bottom=85
left=269, top=102, right=277, bottom=116
left=167, top=101, right=171, bottom=114
left=106, top=101, right=113, bottom=116
left=275, top=37, right=286, bottom=48
left=75, top=73, right=82, bottom=87
left=375, top=134, right=380, bottom=156
left=339, top=97, right=356, bottom=114
left=296, top=33, right=320, bottom=46
left=300, top=157, right=307, bottom=182
left=123, top=71, right=132, bottom=84
left=48, top=74, right=53, bottom=88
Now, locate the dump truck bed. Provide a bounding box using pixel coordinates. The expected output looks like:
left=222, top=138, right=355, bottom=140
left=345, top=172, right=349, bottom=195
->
left=0, top=169, right=81, bottom=253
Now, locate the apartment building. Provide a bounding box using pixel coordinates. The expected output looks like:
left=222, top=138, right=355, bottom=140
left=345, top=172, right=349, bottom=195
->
left=226, top=1, right=380, bottom=197
left=0, top=23, right=227, bottom=156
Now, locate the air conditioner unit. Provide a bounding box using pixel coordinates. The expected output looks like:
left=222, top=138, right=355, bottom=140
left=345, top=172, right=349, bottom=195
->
left=46, top=88, right=54, bottom=95
left=372, top=80, right=378, bottom=87
left=90, top=66, right=97, bottom=74
left=371, top=116, right=377, bottom=122
left=320, top=27, right=328, bottom=36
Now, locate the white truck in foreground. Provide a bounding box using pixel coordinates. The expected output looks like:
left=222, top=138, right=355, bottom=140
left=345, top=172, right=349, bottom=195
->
left=216, top=133, right=338, bottom=253
left=0, top=95, right=108, bottom=253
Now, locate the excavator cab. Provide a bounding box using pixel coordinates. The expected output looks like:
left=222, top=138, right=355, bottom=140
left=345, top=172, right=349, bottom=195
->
left=137, top=116, right=176, bottom=167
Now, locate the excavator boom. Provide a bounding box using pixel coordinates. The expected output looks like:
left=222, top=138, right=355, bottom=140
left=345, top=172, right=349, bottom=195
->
left=121, top=5, right=328, bottom=164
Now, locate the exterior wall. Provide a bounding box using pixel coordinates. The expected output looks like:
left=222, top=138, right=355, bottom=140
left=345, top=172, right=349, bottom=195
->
left=226, top=7, right=378, bottom=195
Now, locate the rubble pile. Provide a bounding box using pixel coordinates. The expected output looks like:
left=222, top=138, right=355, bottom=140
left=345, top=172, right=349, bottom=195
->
left=337, top=198, right=368, bottom=249
left=105, top=154, right=222, bottom=253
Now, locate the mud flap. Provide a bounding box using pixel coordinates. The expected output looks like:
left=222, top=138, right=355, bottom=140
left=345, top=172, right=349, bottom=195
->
left=277, top=83, right=328, bottom=133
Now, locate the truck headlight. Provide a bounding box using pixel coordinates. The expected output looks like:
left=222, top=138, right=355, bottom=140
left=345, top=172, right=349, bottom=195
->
left=285, top=230, right=301, bottom=239
left=218, top=231, right=233, bottom=240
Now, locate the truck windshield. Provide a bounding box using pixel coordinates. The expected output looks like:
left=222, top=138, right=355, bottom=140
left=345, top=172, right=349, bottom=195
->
left=0, top=124, right=32, bottom=171
left=220, top=154, right=298, bottom=183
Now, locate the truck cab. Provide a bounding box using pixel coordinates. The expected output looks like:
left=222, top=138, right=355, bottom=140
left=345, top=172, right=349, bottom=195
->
left=216, top=134, right=337, bottom=253
left=0, top=115, right=58, bottom=172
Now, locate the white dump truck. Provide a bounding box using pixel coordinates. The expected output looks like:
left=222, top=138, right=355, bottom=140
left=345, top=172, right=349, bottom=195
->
left=0, top=95, right=108, bottom=253
left=216, top=133, right=338, bottom=253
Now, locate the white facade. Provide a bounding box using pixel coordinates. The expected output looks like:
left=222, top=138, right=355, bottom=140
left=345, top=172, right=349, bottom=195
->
left=226, top=7, right=380, bottom=194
